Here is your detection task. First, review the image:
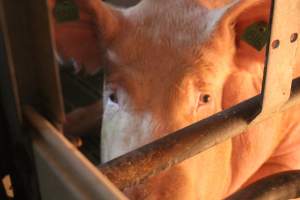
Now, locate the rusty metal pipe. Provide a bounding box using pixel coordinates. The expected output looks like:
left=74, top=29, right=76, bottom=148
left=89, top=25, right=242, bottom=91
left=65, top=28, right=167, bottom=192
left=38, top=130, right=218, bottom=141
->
left=99, top=77, right=300, bottom=190
left=226, top=170, right=300, bottom=200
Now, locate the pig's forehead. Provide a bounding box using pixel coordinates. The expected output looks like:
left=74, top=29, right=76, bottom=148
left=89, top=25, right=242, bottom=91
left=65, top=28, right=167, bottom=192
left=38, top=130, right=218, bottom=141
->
left=106, top=43, right=193, bottom=79
left=104, top=1, right=230, bottom=79
left=105, top=42, right=217, bottom=90
left=119, top=1, right=227, bottom=48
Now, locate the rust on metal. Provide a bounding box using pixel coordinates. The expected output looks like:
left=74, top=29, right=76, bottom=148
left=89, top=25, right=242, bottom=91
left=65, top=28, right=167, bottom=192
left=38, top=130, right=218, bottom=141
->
left=99, top=78, right=300, bottom=190
left=226, top=170, right=300, bottom=200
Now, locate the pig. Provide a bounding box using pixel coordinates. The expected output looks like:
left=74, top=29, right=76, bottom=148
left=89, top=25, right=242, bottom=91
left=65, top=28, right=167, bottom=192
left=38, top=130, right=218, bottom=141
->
left=49, top=0, right=300, bottom=199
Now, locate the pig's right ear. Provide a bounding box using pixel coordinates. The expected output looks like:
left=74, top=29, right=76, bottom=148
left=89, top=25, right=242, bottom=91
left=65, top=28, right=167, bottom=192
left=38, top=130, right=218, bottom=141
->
left=48, top=0, right=120, bottom=74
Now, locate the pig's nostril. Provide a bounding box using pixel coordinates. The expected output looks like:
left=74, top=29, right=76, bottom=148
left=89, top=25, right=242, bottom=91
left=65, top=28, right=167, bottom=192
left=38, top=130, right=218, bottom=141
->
left=200, top=94, right=211, bottom=104
left=109, top=93, right=118, bottom=104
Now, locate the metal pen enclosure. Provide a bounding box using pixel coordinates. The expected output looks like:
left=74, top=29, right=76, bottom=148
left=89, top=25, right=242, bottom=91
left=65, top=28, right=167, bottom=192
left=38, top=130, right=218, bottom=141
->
left=0, top=0, right=300, bottom=199
left=0, top=0, right=127, bottom=199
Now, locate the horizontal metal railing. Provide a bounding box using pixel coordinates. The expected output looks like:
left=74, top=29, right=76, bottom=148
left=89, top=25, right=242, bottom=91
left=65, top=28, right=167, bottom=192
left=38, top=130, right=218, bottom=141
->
left=226, top=170, right=300, bottom=200
left=24, top=77, right=300, bottom=200
left=98, top=78, right=300, bottom=190
left=98, top=0, right=300, bottom=193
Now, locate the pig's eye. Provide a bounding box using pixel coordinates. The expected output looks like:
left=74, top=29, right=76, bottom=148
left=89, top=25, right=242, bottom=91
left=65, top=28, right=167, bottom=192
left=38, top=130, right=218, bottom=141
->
left=109, top=92, right=118, bottom=104
left=199, top=94, right=211, bottom=104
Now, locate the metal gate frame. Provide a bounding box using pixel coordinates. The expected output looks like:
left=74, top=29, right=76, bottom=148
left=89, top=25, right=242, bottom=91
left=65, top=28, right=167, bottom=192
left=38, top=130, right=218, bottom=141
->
left=1, top=0, right=300, bottom=199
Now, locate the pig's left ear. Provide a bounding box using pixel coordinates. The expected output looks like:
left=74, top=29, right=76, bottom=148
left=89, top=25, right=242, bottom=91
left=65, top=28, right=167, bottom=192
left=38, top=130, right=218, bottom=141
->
left=48, top=0, right=121, bottom=74
left=216, top=0, right=271, bottom=65
left=219, top=1, right=272, bottom=109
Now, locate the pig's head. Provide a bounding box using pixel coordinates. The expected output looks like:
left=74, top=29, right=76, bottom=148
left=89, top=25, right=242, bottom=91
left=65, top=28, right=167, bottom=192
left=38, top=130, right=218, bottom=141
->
left=50, top=0, right=270, bottom=163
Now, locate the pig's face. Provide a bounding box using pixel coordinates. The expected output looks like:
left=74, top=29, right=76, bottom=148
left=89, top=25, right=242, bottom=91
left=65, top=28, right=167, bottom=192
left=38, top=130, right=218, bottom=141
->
left=101, top=3, right=233, bottom=162
left=51, top=0, right=270, bottom=163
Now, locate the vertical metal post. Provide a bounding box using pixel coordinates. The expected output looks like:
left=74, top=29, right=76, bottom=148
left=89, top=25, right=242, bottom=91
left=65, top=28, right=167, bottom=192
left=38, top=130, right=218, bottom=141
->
left=0, top=0, right=65, bottom=127
left=259, top=0, right=300, bottom=116
left=0, top=0, right=65, bottom=199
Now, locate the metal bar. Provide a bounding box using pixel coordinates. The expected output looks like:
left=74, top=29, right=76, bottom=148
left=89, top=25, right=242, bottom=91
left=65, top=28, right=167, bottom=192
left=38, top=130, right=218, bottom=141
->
left=23, top=106, right=128, bottom=200
left=0, top=0, right=66, bottom=198
left=29, top=0, right=66, bottom=126
left=259, top=0, right=300, bottom=114
left=0, top=17, right=41, bottom=200
left=226, top=170, right=300, bottom=200
left=99, top=77, right=300, bottom=190
left=0, top=0, right=65, bottom=127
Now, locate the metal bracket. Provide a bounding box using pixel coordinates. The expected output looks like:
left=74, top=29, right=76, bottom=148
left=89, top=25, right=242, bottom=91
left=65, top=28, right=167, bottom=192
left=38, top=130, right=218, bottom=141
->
left=258, top=0, right=300, bottom=117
